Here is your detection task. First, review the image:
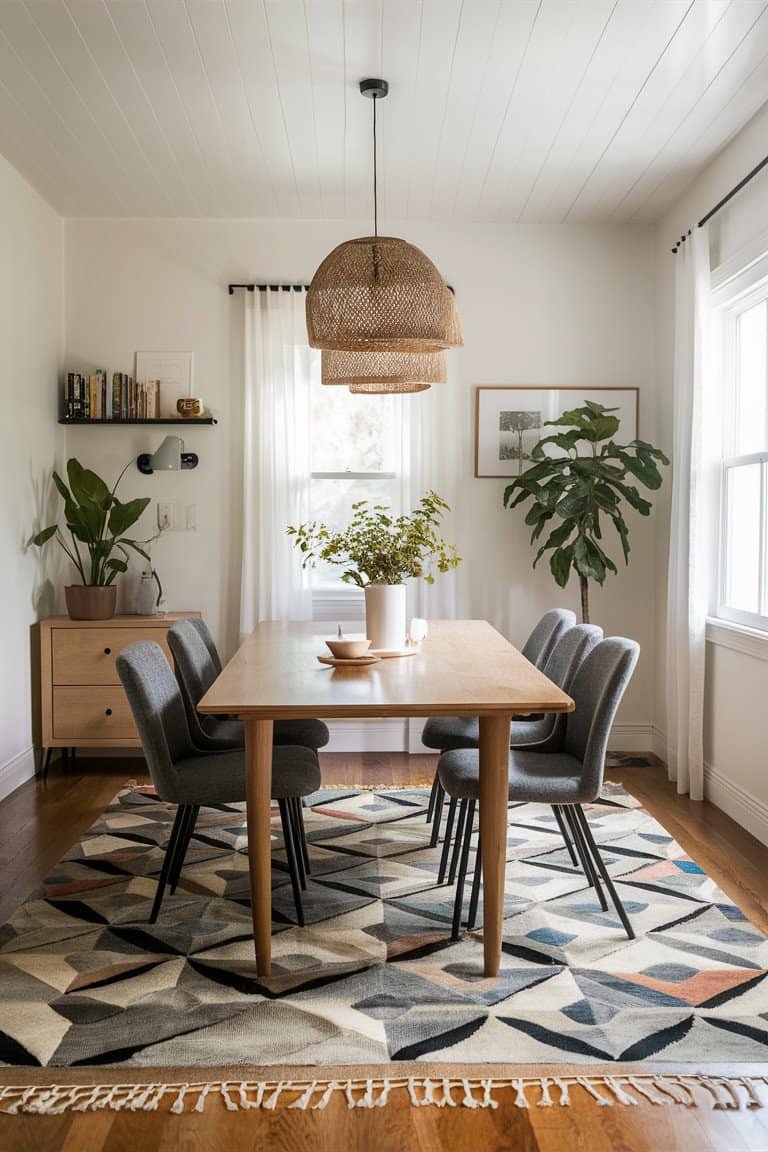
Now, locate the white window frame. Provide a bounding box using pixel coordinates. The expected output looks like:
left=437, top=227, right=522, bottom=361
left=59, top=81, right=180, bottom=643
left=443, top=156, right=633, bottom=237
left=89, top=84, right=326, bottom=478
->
left=714, top=270, right=768, bottom=633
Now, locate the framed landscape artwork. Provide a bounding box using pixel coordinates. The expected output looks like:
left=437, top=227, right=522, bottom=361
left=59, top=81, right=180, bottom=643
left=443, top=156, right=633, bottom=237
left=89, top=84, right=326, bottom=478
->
left=474, top=386, right=639, bottom=478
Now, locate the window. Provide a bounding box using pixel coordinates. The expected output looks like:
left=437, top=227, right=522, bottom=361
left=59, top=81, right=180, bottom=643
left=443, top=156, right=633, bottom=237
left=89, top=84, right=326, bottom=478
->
left=718, top=284, right=768, bottom=630
left=309, top=375, right=403, bottom=604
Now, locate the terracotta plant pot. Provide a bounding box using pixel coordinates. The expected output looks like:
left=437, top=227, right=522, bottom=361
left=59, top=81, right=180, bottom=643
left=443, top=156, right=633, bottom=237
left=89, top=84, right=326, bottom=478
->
left=65, top=585, right=117, bottom=620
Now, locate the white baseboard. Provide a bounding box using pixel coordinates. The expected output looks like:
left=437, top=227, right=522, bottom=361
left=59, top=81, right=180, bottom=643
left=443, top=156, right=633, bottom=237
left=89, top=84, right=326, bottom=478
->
left=321, top=719, right=660, bottom=755
left=704, top=763, right=768, bottom=848
left=609, top=722, right=664, bottom=756
left=0, top=745, right=37, bottom=802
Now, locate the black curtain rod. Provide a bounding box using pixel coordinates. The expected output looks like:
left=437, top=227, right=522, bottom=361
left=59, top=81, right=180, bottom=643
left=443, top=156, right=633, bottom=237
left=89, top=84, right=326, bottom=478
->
left=228, top=281, right=456, bottom=294
left=228, top=283, right=308, bottom=294
left=671, top=152, right=768, bottom=253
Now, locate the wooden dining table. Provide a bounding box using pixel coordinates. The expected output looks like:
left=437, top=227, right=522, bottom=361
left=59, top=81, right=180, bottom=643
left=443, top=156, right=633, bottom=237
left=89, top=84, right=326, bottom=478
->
left=197, top=619, right=573, bottom=978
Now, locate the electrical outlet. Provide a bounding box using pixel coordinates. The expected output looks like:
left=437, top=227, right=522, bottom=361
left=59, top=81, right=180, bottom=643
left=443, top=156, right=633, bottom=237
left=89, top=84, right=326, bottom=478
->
left=157, top=502, right=174, bottom=531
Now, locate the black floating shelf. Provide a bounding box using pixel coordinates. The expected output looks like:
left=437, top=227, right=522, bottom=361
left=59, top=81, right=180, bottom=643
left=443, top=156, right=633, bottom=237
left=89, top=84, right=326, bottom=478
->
left=58, top=417, right=217, bottom=426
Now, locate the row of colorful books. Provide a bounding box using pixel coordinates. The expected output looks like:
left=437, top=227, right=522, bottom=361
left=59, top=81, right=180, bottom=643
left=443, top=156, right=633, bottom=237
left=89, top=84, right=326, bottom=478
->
left=62, top=372, right=161, bottom=421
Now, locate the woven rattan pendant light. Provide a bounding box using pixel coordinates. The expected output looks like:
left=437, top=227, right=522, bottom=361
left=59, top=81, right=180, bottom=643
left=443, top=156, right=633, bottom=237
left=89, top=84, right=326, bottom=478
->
left=321, top=348, right=447, bottom=388
left=306, top=79, right=462, bottom=356
left=349, top=380, right=431, bottom=394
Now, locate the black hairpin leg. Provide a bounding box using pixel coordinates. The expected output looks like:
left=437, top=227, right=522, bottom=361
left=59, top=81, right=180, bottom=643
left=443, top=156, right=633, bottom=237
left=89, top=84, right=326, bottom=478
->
left=448, top=800, right=470, bottom=884
left=467, top=829, right=482, bottom=930
left=169, top=805, right=200, bottom=894
left=294, top=798, right=311, bottom=876
left=288, top=798, right=307, bottom=890
left=437, top=798, right=458, bottom=883
left=429, top=782, right=445, bottom=848
left=150, top=806, right=187, bottom=924
left=564, top=806, right=608, bottom=911
left=278, top=799, right=304, bottom=927
left=426, top=771, right=440, bottom=823
left=552, top=804, right=578, bottom=867
left=451, top=799, right=476, bottom=941
left=574, top=806, right=635, bottom=940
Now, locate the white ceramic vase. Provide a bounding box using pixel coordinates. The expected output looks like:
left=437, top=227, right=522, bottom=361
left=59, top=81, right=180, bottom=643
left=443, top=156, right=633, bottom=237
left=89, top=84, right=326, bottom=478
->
left=364, top=583, right=407, bottom=651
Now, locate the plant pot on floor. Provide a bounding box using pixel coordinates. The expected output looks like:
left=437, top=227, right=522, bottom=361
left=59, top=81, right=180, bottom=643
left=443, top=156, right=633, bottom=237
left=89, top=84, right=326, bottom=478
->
left=364, top=584, right=406, bottom=651
left=65, top=585, right=117, bottom=620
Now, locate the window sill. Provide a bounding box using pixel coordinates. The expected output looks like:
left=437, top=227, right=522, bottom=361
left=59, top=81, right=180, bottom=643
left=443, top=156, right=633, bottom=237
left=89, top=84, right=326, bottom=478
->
left=312, top=586, right=364, bottom=623
left=706, top=617, right=768, bottom=663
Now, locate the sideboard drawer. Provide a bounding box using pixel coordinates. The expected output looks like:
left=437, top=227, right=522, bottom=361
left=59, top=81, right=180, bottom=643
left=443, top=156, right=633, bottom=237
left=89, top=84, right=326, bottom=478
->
left=52, top=628, right=172, bottom=685
left=53, top=687, right=138, bottom=740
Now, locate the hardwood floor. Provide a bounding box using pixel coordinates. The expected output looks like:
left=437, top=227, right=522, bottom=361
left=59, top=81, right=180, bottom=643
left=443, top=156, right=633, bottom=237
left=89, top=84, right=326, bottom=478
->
left=1, top=751, right=768, bottom=1151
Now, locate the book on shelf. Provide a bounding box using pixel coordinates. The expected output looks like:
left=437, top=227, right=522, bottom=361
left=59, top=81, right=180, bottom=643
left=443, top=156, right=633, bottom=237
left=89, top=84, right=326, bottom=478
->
left=62, top=373, right=162, bottom=421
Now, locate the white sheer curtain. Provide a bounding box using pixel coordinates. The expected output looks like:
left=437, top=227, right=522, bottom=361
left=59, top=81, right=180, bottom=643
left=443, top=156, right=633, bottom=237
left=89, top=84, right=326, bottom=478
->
left=665, top=225, right=711, bottom=799
left=240, top=288, right=315, bottom=635
left=400, top=355, right=462, bottom=621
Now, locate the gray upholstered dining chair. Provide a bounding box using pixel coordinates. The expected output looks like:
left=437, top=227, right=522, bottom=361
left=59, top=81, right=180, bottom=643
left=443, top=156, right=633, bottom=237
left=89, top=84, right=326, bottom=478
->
left=116, top=640, right=320, bottom=927
left=168, top=618, right=329, bottom=883
left=422, top=608, right=577, bottom=827
left=436, top=636, right=639, bottom=942
left=430, top=622, right=602, bottom=873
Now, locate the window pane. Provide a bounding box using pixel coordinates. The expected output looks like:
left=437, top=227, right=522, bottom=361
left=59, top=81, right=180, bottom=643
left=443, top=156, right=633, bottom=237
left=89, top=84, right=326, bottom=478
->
left=309, top=476, right=400, bottom=587
left=310, top=379, right=399, bottom=472
left=724, top=462, right=762, bottom=613
left=735, top=300, right=767, bottom=456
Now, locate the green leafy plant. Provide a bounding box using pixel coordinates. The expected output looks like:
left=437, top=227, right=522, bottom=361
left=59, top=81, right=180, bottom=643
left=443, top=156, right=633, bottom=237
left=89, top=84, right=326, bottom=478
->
left=288, top=490, right=461, bottom=587
left=31, top=458, right=154, bottom=589
left=503, top=401, right=669, bottom=623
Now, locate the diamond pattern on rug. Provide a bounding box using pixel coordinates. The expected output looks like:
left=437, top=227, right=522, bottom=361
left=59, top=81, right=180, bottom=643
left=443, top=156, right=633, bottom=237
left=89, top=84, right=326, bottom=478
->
left=2, top=782, right=768, bottom=1066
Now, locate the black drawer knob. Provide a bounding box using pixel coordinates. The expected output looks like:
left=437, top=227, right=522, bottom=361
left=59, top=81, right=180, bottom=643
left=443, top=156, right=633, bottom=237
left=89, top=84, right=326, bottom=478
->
left=103, top=647, right=111, bottom=655
left=105, top=708, right=113, bottom=716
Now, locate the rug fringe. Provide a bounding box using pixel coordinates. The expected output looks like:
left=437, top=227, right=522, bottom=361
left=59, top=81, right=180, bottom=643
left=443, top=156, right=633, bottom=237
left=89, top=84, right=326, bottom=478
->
left=0, top=1074, right=765, bottom=1114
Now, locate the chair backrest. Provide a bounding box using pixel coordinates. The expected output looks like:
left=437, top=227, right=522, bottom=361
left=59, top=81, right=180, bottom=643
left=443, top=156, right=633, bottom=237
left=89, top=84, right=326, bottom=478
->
left=187, top=617, right=222, bottom=675
left=167, top=618, right=220, bottom=745
left=564, top=637, right=640, bottom=800
left=116, top=641, right=197, bottom=801
left=521, top=608, right=577, bottom=669
left=517, top=624, right=603, bottom=750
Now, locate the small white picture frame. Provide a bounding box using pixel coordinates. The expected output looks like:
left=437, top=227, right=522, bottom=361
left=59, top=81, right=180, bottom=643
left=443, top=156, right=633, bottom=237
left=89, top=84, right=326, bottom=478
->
left=474, top=386, right=639, bottom=478
left=135, top=351, right=194, bottom=419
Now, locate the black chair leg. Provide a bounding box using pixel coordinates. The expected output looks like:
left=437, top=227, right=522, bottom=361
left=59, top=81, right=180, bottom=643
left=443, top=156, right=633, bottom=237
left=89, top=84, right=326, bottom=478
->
left=448, top=800, right=470, bottom=883
left=288, top=798, right=307, bottom=890
left=278, top=799, right=304, bottom=927
left=565, top=806, right=608, bottom=911
left=426, top=770, right=440, bottom=823
left=467, top=829, right=482, bottom=930
left=169, top=805, right=199, bottom=894
left=70, top=747, right=77, bottom=768
left=437, top=798, right=458, bottom=883
left=574, top=806, right=635, bottom=940
left=451, top=800, right=476, bottom=941
left=552, top=804, right=578, bottom=867
left=429, top=782, right=445, bottom=848
left=150, top=806, right=187, bottom=924
left=295, top=798, right=311, bottom=876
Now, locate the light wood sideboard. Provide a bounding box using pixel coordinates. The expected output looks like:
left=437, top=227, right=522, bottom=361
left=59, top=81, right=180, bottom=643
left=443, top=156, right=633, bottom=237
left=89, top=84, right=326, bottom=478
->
left=39, top=613, right=201, bottom=768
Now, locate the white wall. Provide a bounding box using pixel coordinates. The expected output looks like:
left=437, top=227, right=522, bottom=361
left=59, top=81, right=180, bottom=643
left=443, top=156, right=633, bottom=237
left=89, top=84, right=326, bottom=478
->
left=0, top=154, right=62, bottom=798
left=656, top=102, right=768, bottom=839
left=64, top=217, right=659, bottom=746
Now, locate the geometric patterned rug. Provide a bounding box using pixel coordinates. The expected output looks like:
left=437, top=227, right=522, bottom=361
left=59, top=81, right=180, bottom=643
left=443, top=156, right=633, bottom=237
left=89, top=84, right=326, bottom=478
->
left=2, top=779, right=768, bottom=1068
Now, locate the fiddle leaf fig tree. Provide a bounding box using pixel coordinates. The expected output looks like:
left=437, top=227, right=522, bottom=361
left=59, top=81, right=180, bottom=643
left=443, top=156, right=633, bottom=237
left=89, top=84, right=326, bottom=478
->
left=503, top=401, right=669, bottom=623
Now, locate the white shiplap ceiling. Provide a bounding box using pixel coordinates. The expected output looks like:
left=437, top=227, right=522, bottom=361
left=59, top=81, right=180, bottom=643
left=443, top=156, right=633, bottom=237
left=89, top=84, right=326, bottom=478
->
left=0, top=0, right=766, bottom=222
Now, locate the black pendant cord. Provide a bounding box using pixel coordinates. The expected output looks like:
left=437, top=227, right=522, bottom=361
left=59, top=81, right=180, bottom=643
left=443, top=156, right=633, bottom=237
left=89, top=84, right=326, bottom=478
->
left=372, top=92, right=378, bottom=238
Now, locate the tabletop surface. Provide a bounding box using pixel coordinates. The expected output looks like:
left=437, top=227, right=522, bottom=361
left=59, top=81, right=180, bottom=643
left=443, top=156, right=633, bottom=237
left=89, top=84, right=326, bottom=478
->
left=198, top=619, right=574, bottom=720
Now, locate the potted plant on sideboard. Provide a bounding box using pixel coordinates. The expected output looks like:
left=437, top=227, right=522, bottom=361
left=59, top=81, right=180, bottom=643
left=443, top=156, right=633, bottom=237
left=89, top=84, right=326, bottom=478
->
left=31, top=458, right=152, bottom=620
left=288, top=491, right=461, bottom=650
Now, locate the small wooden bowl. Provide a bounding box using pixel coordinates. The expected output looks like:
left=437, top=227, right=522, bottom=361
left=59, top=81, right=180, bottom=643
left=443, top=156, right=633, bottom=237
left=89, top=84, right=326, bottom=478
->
left=325, top=637, right=372, bottom=660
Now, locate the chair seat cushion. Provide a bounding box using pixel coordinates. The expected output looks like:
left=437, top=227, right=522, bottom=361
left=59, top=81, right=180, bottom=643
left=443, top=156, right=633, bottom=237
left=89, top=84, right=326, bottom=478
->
left=422, top=714, right=555, bottom=753
left=438, top=747, right=588, bottom=804
left=199, top=716, right=330, bottom=752
left=170, top=745, right=320, bottom=806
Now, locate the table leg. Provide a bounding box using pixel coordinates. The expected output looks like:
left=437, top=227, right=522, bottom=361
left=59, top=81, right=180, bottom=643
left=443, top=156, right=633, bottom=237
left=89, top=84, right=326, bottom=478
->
left=479, top=714, right=511, bottom=977
left=245, top=717, right=274, bottom=975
